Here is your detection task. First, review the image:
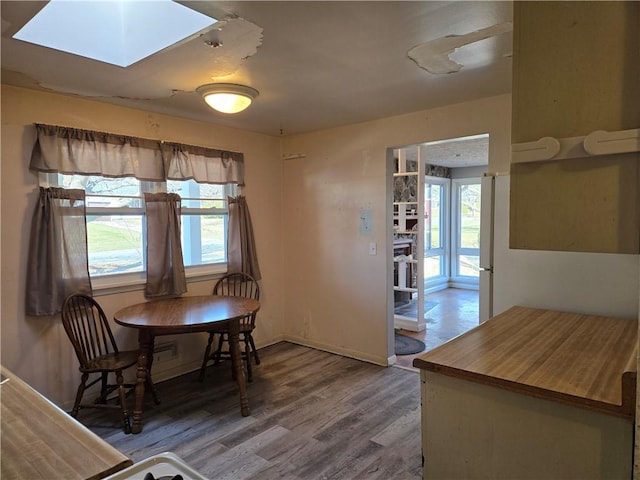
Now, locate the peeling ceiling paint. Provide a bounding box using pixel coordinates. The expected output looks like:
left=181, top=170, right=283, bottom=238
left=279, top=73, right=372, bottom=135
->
left=199, top=17, right=263, bottom=79
left=408, top=22, right=512, bottom=75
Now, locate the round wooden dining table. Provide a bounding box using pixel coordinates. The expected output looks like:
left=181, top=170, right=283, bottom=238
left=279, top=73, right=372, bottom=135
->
left=114, top=295, right=260, bottom=434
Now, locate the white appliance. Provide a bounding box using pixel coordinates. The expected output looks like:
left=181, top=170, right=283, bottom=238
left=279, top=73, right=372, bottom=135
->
left=104, top=452, right=207, bottom=480
left=479, top=173, right=497, bottom=323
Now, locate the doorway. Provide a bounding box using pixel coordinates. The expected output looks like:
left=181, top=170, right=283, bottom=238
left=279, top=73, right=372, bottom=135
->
left=390, top=134, right=490, bottom=360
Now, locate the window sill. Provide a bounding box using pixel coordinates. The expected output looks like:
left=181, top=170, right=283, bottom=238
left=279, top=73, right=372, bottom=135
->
left=91, top=264, right=228, bottom=296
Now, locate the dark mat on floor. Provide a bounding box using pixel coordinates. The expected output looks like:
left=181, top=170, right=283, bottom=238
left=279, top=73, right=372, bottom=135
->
left=395, top=333, right=426, bottom=355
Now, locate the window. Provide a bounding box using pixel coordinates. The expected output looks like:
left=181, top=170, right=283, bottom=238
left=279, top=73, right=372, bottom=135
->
left=167, top=179, right=232, bottom=269
left=424, top=176, right=481, bottom=287
left=452, top=179, right=481, bottom=280
left=424, top=176, right=449, bottom=283
left=41, top=173, right=235, bottom=285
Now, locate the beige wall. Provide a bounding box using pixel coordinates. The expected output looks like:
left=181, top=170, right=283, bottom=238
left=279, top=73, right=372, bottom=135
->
left=1, top=85, right=284, bottom=405
left=280, top=95, right=512, bottom=364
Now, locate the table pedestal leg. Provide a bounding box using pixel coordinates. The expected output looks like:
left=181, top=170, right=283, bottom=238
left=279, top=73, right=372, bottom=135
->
left=229, top=319, right=251, bottom=416
left=131, top=331, right=153, bottom=434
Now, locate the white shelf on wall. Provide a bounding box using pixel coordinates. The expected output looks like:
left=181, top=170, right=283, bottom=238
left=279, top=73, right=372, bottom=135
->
left=394, top=286, right=419, bottom=293
left=511, top=136, right=561, bottom=163
left=392, top=146, right=426, bottom=333
left=511, top=128, right=640, bottom=164
left=394, top=259, right=418, bottom=264
left=584, top=129, right=640, bottom=155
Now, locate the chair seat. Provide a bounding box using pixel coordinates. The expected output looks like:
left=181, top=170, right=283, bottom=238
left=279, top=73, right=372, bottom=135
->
left=83, top=350, right=140, bottom=373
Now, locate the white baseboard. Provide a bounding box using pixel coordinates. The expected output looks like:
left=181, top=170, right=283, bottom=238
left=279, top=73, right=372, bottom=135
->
left=425, top=283, right=449, bottom=295
left=282, top=334, right=389, bottom=367
left=394, top=316, right=426, bottom=332
left=448, top=281, right=479, bottom=291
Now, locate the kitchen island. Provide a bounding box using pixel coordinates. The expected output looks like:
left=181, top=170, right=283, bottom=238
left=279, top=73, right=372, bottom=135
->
left=413, top=306, right=637, bottom=479
left=1, top=366, right=132, bottom=480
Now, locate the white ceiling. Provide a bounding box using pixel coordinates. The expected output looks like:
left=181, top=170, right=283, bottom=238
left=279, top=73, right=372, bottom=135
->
left=1, top=1, right=511, bottom=165
left=401, top=134, right=490, bottom=169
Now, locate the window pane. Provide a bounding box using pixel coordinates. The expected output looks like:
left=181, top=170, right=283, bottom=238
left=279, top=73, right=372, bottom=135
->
left=167, top=180, right=226, bottom=208
left=65, top=175, right=140, bottom=196
left=431, top=184, right=441, bottom=249
left=458, top=254, right=480, bottom=277
left=170, top=179, right=229, bottom=267
left=425, top=255, right=441, bottom=278
left=460, top=184, right=481, bottom=249
left=87, top=214, right=143, bottom=275
left=201, top=214, right=226, bottom=264
left=425, top=183, right=441, bottom=251
left=181, top=213, right=227, bottom=266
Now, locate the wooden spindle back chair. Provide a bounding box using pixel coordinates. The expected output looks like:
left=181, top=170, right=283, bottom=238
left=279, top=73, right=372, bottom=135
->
left=199, top=272, right=261, bottom=381
left=61, top=294, right=158, bottom=433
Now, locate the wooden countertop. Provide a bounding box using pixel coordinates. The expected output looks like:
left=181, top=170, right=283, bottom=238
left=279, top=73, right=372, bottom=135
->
left=413, top=306, right=637, bottom=418
left=1, top=366, right=132, bottom=480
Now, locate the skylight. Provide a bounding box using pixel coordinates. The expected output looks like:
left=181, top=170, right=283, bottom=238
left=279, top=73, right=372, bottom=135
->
left=13, top=0, right=217, bottom=68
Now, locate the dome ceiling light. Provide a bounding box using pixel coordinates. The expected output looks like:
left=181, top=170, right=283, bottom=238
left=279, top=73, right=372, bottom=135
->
left=197, top=83, right=259, bottom=114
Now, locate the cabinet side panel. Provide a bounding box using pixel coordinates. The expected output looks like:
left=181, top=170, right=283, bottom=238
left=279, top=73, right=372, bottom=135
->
left=422, top=371, right=633, bottom=480
left=510, top=1, right=640, bottom=253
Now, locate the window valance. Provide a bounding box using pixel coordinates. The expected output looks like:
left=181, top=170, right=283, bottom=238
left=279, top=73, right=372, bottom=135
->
left=165, top=143, right=244, bottom=185
left=29, top=123, right=245, bottom=185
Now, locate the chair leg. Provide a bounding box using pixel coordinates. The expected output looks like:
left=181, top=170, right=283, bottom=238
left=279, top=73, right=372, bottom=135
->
left=145, top=369, right=161, bottom=405
left=244, top=337, right=253, bottom=382
left=248, top=333, right=260, bottom=365
left=198, top=332, right=216, bottom=381
left=71, top=373, right=88, bottom=417
left=213, top=333, right=225, bottom=365
left=229, top=333, right=238, bottom=381
left=115, top=370, right=131, bottom=433
left=97, top=372, right=109, bottom=404
left=116, top=371, right=131, bottom=434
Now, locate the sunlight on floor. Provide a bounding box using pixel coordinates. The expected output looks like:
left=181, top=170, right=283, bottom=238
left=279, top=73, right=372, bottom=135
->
left=394, top=287, right=479, bottom=370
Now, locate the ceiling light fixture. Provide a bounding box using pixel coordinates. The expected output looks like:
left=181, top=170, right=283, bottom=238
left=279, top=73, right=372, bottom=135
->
left=197, top=83, right=259, bottom=114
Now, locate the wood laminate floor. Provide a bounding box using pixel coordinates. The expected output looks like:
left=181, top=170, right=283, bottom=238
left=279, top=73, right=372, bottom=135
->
left=394, top=288, right=479, bottom=370
left=84, top=342, right=422, bottom=480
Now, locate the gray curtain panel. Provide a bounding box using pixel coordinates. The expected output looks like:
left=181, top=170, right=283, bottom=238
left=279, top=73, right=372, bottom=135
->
left=26, top=187, right=92, bottom=316
left=144, top=192, right=187, bottom=298
left=227, top=195, right=261, bottom=281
